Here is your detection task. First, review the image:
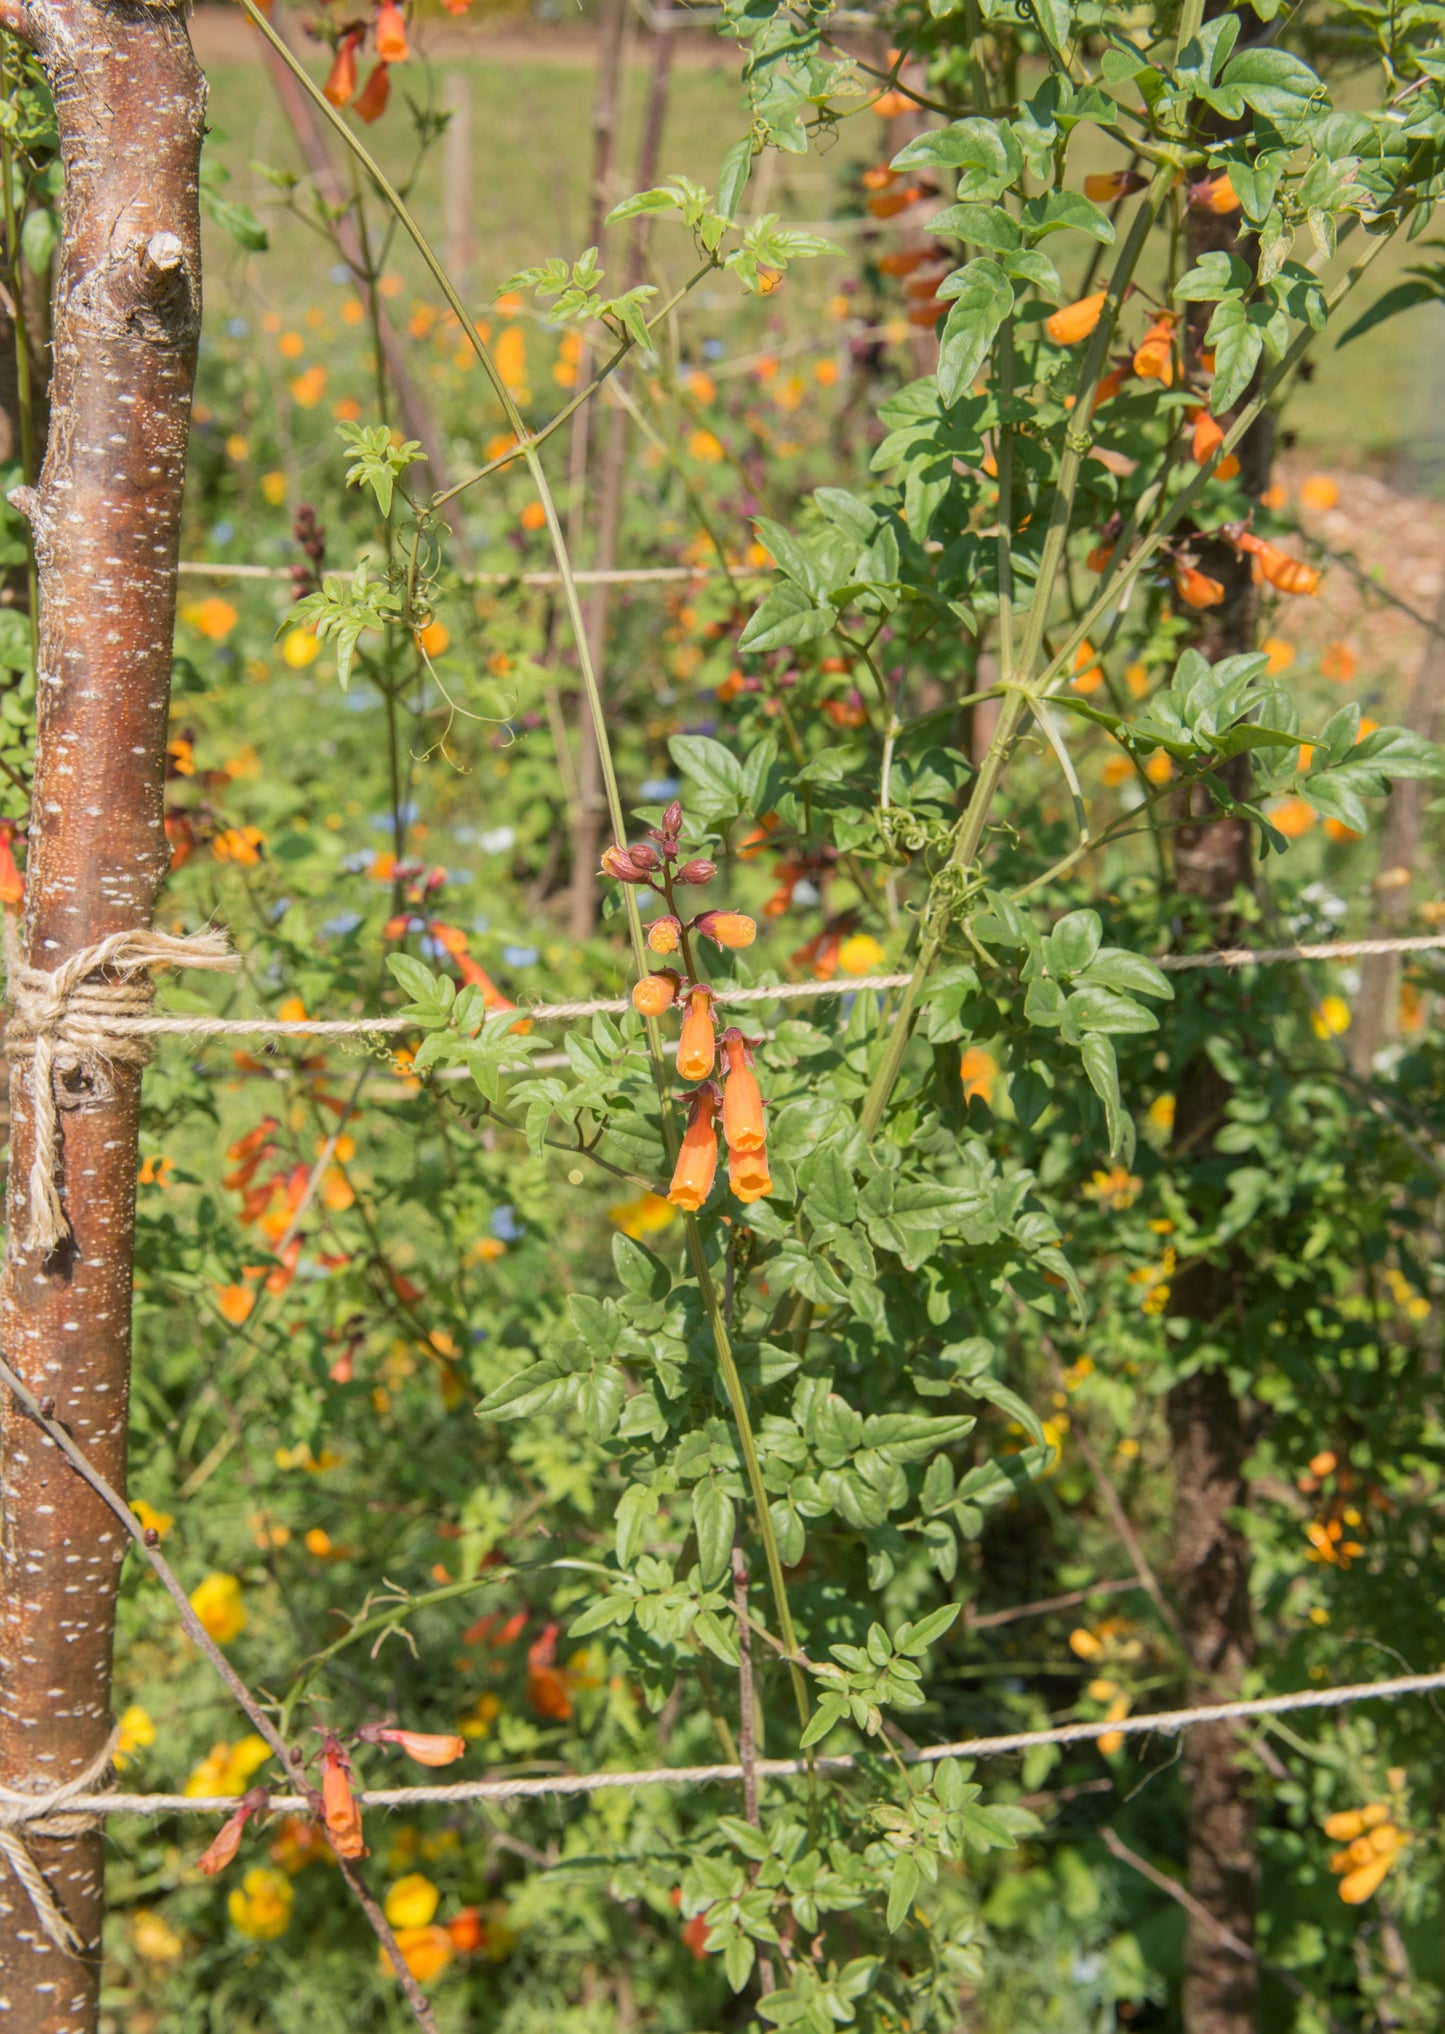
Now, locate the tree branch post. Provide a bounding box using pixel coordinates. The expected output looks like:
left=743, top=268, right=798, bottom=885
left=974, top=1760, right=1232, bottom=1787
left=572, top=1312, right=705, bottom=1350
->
left=0, top=4, right=206, bottom=2025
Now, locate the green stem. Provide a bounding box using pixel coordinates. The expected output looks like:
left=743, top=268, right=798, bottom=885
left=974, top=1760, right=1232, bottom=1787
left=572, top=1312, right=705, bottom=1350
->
left=278, top=1571, right=512, bottom=1739
left=241, top=0, right=807, bottom=1724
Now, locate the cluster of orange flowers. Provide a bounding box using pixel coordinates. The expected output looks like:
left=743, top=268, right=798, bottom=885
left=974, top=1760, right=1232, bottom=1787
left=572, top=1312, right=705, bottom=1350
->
left=1323, top=1778, right=1410, bottom=1905
left=318, top=0, right=471, bottom=125
left=603, top=799, right=772, bottom=1212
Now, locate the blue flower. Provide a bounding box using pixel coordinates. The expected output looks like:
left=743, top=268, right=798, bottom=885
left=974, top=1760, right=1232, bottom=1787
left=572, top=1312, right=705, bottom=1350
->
left=640, top=777, right=680, bottom=801
left=210, top=520, right=235, bottom=546
left=329, top=264, right=351, bottom=285
left=371, top=803, right=419, bottom=829
left=322, top=911, right=364, bottom=937
left=268, top=898, right=292, bottom=923
left=226, top=317, right=249, bottom=339
left=501, top=944, right=537, bottom=967
left=490, top=1205, right=524, bottom=1243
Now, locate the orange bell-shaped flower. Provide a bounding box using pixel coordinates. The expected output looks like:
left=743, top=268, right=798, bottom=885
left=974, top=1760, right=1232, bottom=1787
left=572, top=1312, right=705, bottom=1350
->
left=1045, top=291, right=1106, bottom=347
left=1190, top=409, right=1240, bottom=481
left=667, top=1087, right=720, bottom=1212
left=321, top=1744, right=367, bottom=1859
left=1175, top=564, right=1226, bottom=609
left=323, top=30, right=361, bottom=107
left=720, top=1031, right=765, bottom=1154
left=727, top=1144, right=772, bottom=1206
left=676, top=987, right=716, bottom=1082
left=374, top=0, right=409, bottom=62
left=352, top=59, right=391, bottom=122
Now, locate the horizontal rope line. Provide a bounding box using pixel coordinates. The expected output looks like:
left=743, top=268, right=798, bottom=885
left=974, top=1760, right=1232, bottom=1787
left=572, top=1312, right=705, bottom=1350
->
left=176, top=560, right=766, bottom=589
left=99, top=936, right=1445, bottom=1043
left=37, top=1668, right=1445, bottom=1817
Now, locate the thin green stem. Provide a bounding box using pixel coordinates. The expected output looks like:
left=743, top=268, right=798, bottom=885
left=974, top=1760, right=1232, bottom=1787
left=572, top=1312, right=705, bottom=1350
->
left=241, top=1, right=807, bottom=1723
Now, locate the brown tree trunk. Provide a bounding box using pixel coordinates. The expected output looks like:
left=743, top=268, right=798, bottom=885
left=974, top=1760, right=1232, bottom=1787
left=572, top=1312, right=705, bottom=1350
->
left=0, top=4, right=206, bottom=2026
left=1349, top=576, right=1445, bottom=1072
left=1163, top=137, right=1270, bottom=2034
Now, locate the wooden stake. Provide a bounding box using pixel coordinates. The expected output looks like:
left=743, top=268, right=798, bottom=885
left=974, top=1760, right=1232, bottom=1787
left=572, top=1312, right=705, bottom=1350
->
left=0, top=3, right=205, bottom=2022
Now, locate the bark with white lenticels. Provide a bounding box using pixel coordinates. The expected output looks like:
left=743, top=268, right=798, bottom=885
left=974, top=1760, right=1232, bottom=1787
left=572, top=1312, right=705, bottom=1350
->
left=0, top=4, right=205, bottom=2027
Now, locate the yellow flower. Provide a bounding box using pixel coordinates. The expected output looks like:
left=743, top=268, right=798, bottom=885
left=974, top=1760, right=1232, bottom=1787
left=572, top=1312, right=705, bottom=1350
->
left=1145, top=1093, right=1175, bottom=1137
left=225, top=433, right=249, bottom=462
left=282, top=628, right=321, bottom=669
left=1068, top=1628, right=1103, bottom=1661
left=384, top=1873, right=440, bottom=1930
left=228, top=1867, right=293, bottom=1941
left=688, top=429, right=725, bottom=464
left=190, top=1572, right=246, bottom=1645
left=289, top=365, right=328, bottom=409
left=131, top=1498, right=174, bottom=1540
left=185, top=1734, right=272, bottom=1799
left=113, top=1705, right=156, bottom=1769
left=458, top=1691, right=503, bottom=1741
left=1083, top=1166, right=1142, bottom=1212
left=838, top=933, right=885, bottom=976
left=133, top=1908, right=184, bottom=1961
left=260, top=471, right=287, bottom=506
left=182, top=598, right=239, bottom=642
left=1311, top=995, right=1351, bottom=1039
left=381, top=1924, right=454, bottom=1983
left=958, top=1046, right=996, bottom=1103
left=608, top=1191, right=677, bottom=1240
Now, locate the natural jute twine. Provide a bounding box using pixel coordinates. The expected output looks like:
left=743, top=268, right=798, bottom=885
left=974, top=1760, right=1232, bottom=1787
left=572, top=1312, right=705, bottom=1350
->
left=2, top=920, right=238, bottom=1253
left=0, top=1728, right=121, bottom=1956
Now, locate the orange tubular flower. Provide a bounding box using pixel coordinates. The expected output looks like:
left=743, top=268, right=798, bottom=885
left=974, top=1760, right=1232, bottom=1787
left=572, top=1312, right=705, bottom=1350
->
left=1193, top=171, right=1241, bottom=215
left=321, top=1746, right=367, bottom=1859
left=1046, top=291, right=1106, bottom=346
left=879, top=248, right=929, bottom=278
left=322, top=30, right=361, bottom=106
left=867, top=185, right=921, bottom=219
left=1090, top=367, right=1124, bottom=413
left=374, top=0, right=409, bottom=62
left=1176, top=564, right=1226, bottom=609
left=375, top=1729, right=467, bottom=1767
left=1132, top=314, right=1176, bottom=385
left=676, top=987, right=716, bottom=1081
left=727, top=1144, right=773, bottom=1206
left=1233, top=530, right=1323, bottom=594
left=720, top=1031, right=766, bottom=1154
left=694, top=910, right=756, bottom=951
left=1190, top=409, right=1240, bottom=481
left=196, top=1790, right=265, bottom=1877
left=667, top=1086, right=720, bottom=1212
left=1084, top=169, right=1147, bottom=203
left=352, top=60, right=390, bottom=122
left=632, top=970, right=680, bottom=1017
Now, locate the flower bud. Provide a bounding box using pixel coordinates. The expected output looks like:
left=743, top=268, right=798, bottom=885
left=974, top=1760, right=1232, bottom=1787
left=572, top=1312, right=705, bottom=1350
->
left=660, top=800, right=684, bottom=836
left=694, top=910, right=757, bottom=951
left=633, top=970, right=681, bottom=1016
left=379, top=1729, right=467, bottom=1768
left=647, top=916, right=682, bottom=956
left=601, top=845, right=639, bottom=882
left=196, top=1785, right=267, bottom=1877
left=627, top=842, right=661, bottom=873
left=674, top=859, right=717, bottom=886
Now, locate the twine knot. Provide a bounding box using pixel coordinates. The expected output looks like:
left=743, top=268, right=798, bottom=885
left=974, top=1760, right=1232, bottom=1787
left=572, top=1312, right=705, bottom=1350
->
left=3, top=920, right=239, bottom=1253
left=0, top=1728, right=121, bottom=1956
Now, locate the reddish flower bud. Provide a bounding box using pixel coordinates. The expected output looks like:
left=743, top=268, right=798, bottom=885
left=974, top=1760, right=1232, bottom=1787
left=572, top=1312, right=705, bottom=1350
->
left=660, top=800, right=684, bottom=836
left=633, top=970, right=681, bottom=1016
left=694, top=910, right=757, bottom=951
left=674, top=859, right=717, bottom=886
left=626, top=841, right=662, bottom=873
left=601, top=844, right=652, bottom=883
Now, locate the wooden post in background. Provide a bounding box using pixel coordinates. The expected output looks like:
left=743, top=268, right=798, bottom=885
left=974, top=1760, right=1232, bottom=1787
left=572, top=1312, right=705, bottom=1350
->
left=0, top=3, right=206, bottom=2026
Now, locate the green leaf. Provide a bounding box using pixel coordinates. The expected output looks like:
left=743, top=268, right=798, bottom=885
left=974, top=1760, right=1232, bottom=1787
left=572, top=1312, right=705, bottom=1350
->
left=798, top=1146, right=857, bottom=1227
left=1020, top=190, right=1116, bottom=243
left=886, top=1851, right=920, bottom=1932
left=1045, top=909, right=1101, bottom=976
left=896, top=1603, right=959, bottom=1655
left=936, top=259, right=1014, bottom=407
left=612, top=1231, right=670, bottom=1302
left=929, top=204, right=1020, bottom=250
left=1337, top=275, right=1445, bottom=348
left=1080, top=1032, right=1132, bottom=1165
left=693, top=1477, right=735, bottom=1589
left=738, top=580, right=834, bottom=654
left=615, top=1483, right=660, bottom=1567
left=1220, top=47, right=1324, bottom=123
left=203, top=193, right=269, bottom=253
left=717, top=136, right=753, bottom=222
left=669, top=733, right=745, bottom=813
left=1206, top=297, right=1263, bottom=414
left=891, top=118, right=1013, bottom=201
